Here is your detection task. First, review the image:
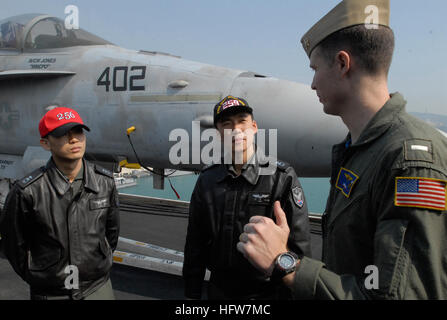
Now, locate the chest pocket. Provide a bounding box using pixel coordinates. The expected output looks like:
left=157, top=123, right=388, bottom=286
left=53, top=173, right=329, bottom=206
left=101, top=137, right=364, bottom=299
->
left=89, top=197, right=110, bottom=210
left=246, top=192, right=272, bottom=220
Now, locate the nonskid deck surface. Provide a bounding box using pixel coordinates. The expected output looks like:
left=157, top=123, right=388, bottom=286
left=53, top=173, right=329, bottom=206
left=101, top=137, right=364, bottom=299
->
left=0, top=194, right=322, bottom=300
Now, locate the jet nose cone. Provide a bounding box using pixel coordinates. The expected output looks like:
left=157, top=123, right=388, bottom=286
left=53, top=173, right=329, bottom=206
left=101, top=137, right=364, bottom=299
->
left=229, top=76, right=347, bottom=176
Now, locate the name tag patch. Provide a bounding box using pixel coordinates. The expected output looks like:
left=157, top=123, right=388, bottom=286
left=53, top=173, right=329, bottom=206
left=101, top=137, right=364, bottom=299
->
left=404, top=139, right=433, bottom=162
left=410, top=145, right=429, bottom=152
left=336, top=168, right=359, bottom=198
left=248, top=192, right=271, bottom=205
left=395, top=177, right=446, bottom=211
left=90, top=197, right=110, bottom=210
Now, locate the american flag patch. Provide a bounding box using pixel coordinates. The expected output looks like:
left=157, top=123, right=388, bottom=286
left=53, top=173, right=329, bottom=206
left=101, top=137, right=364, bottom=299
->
left=395, top=177, right=447, bottom=211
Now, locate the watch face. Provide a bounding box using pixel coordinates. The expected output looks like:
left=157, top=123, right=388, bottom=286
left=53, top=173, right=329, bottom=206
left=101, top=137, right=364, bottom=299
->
left=279, top=254, right=295, bottom=269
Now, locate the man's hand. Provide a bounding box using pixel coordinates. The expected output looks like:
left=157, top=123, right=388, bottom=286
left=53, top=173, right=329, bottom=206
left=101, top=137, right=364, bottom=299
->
left=236, top=201, right=290, bottom=276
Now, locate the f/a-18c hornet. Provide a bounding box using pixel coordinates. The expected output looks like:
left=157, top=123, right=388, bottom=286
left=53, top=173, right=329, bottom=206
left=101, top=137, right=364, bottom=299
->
left=0, top=13, right=350, bottom=202
left=1, top=13, right=446, bottom=197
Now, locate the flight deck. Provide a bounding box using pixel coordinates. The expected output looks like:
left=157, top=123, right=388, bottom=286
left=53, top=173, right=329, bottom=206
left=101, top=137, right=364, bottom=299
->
left=0, top=194, right=322, bottom=300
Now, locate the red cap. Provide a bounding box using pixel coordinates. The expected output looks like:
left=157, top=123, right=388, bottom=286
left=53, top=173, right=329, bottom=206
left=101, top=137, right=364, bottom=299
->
left=38, top=107, right=90, bottom=138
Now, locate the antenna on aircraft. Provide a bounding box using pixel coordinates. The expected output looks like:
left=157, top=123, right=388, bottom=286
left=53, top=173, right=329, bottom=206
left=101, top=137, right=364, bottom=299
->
left=126, top=126, right=180, bottom=199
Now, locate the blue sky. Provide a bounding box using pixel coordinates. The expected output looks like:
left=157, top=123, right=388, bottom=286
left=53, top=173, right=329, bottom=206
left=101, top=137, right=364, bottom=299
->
left=3, top=0, right=447, bottom=115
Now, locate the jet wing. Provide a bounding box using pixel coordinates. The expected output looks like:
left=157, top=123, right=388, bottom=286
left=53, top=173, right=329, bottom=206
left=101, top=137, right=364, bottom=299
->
left=438, top=129, right=447, bottom=139
left=0, top=69, right=75, bottom=80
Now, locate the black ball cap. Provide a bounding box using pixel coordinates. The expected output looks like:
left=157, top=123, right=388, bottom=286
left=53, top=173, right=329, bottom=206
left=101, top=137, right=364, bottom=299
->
left=213, top=95, right=253, bottom=127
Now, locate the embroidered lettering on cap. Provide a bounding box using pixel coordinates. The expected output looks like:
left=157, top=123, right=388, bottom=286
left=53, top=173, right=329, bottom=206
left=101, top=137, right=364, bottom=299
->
left=56, top=111, right=76, bottom=121
left=221, top=99, right=241, bottom=111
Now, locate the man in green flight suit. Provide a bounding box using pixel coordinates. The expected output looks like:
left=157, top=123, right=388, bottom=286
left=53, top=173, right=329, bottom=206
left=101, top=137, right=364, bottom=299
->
left=236, top=0, right=447, bottom=299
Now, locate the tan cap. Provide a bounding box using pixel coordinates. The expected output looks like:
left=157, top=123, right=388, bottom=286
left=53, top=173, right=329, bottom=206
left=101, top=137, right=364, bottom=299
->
left=301, top=0, right=390, bottom=57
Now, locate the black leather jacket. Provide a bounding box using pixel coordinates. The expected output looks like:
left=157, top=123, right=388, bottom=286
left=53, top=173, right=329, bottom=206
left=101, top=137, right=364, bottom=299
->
left=183, top=153, right=311, bottom=299
left=0, top=158, right=120, bottom=300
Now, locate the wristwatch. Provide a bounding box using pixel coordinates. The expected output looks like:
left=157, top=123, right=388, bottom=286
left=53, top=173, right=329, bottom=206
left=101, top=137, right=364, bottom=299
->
left=271, top=251, right=299, bottom=279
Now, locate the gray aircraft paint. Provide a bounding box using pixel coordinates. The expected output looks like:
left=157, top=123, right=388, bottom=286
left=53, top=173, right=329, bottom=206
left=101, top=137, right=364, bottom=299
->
left=0, top=14, right=347, bottom=182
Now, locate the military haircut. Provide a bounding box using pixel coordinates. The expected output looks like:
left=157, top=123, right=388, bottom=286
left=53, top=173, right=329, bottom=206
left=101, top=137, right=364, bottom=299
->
left=216, top=112, right=254, bottom=126
left=316, top=25, right=395, bottom=76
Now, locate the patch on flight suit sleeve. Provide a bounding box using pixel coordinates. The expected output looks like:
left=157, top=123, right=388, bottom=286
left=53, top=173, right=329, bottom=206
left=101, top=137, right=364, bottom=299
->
left=336, top=167, right=359, bottom=198
left=395, top=177, right=446, bottom=211
left=404, top=139, right=433, bottom=163
left=291, top=186, right=304, bottom=208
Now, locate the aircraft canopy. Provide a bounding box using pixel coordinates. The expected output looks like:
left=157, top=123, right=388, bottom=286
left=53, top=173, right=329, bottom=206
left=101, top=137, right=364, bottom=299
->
left=0, top=14, right=112, bottom=51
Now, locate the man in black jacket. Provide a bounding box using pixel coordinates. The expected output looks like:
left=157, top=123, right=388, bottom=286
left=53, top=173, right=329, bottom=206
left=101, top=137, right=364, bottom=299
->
left=0, top=106, right=120, bottom=300
left=182, top=96, right=311, bottom=299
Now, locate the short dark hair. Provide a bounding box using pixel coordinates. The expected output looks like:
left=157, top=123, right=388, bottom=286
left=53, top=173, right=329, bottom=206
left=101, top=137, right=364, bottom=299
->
left=316, top=25, right=395, bottom=76
left=216, top=112, right=254, bottom=127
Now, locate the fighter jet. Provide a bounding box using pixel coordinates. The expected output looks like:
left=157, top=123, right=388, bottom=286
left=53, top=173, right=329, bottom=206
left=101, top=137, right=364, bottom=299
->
left=0, top=13, right=347, bottom=200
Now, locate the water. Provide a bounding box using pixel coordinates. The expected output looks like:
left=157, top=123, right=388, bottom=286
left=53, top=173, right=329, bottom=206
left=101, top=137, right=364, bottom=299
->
left=120, top=174, right=200, bottom=202
left=119, top=174, right=330, bottom=214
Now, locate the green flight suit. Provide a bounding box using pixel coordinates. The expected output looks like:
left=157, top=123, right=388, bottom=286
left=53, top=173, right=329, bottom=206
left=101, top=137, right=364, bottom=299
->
left=293, top=93, right=447, bottom=299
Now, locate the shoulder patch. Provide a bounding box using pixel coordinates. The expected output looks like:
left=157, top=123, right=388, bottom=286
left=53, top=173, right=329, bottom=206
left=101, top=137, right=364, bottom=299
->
left=94, top=165, right=113, bottom=178
left=17, top=167, right=45, bottom=189
left=275, top=159, right=291, bottom=171
left=291, top=186, right=305, bottom=208
left=404, top=139, right=433, bottom=163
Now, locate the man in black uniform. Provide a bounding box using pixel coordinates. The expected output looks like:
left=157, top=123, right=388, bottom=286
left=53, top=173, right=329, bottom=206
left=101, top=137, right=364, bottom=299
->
left=0, top=106, right=120, bottom=300
left=182, top=96, right=311, bottom=299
